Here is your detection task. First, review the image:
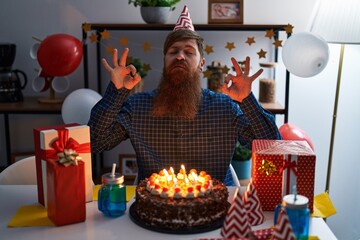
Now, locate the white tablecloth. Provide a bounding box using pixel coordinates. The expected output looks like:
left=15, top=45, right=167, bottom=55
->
left=0, top=185, right=337, bottom=240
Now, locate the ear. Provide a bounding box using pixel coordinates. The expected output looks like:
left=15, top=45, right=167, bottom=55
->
left=199, top=57, right=206, bottom=70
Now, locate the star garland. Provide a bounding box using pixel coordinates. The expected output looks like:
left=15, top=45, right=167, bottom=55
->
left=225, top=42, right=236, bottom=51
left=245, top=37, right=256, bottom=46
left=82, top=23, right=294, bottom=81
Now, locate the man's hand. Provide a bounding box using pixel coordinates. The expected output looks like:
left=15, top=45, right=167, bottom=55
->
left=221, top=56, right=263, bottom=102
left=101, top=48, right=141, bottom=90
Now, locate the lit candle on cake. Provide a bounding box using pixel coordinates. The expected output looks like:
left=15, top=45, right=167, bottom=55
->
left=180, top=164, right=186, bottom=175
left=173, top=176, right=177, bottom=187
left=191, top=171, right=198, bottom=185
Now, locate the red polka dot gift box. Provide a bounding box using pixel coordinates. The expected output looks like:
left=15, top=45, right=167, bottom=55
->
left=252, top=140, right=315, bottom=212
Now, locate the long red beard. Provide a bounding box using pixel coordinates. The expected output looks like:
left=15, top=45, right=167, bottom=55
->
left=152, top=63, right=202, bottom=119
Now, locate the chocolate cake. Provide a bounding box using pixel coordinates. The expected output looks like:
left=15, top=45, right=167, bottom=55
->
left=133, top=168, right=230, bottom=231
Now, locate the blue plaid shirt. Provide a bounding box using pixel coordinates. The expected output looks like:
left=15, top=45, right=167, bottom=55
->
left=88, top=82, right=281, bottom=185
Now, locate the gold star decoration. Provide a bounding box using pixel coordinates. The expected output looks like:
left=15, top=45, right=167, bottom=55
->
left=284, top=24, right=294, bottom=34
left=225, top=42, right=236, bottom=51
left=257, top=49, right=267, bottom=59
left=143, top=42, right=152, bottom=52
left=119, top=37, right=129, bottom=46
left=82, top=23, right=92, bottom=33
left=245, top=37, right=256, bottom=46
left=203, top=69, right=212, bottom=78
left=204, top=45, right=214, bottom=55
left=100, top=30, right=110, bottom=40
left=143, top=64, right=152, bottom=72
left=89, top=33, right=98, bottom=43
left=221, top=65, right=230, bottom=74
left=106, top=45, right=115, bottom=55
left=265, top=29, right=275, bottom=40
left=273, top=39, right=283, bottom=48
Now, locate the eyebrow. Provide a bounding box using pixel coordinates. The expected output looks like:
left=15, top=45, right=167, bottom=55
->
left=169, top=44, right=197, bottom=51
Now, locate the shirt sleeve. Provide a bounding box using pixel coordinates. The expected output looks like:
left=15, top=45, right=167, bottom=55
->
left=236, top=92, right=282, bottom=146
left=87, top=82, right=131, bottom=152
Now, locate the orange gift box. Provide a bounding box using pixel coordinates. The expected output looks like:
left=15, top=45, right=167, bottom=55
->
left=34, top=124, right=93, bottom=206
left=252, top=140, right=316, bottom=212
left=47, top=160, right=86, bottom=226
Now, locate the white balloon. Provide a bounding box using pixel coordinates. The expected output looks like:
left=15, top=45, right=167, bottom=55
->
left=282, top=32, right=329, bottom=78
left=61, top=89, right=102, bottom=124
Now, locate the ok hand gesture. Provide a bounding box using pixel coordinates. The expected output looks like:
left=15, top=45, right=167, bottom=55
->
left=102, top=48, right=141, bottom=90
left=221, top=57, right=263, bottom=102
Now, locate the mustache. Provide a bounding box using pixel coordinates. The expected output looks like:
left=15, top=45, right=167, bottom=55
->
left=168, top=61, right=189, bottom=71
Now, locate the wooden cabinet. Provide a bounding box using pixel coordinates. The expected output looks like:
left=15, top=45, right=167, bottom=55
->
left=82, top=23, right=290, bottom=121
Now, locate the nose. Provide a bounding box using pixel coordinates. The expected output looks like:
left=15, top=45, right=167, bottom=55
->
left=176, top=51, right=185, bottom=61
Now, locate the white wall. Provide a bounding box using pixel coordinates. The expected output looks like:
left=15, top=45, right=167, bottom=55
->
left=1, top=0, right=359, bottom=239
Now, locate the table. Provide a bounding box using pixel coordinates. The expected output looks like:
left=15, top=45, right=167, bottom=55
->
left=0, top=97, right=62, bottom=166
left=0, top=185, right=337, bottom=240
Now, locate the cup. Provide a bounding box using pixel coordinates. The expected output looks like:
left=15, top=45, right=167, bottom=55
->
left=32, top=76, right=50, bottom=92
left=274, top=194, right=310, bottom=239
left=98, top=172, right=126, bottom=217
left=30, top=43, right=40, bottom=60
left=52, top=76, right=69, bottom=93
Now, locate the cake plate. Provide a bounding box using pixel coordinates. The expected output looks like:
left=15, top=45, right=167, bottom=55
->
left=129, top=202, right=225, bottom=234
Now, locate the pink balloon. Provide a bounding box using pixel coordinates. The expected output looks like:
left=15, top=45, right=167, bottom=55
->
left=279, top=123, right=314, bottom=151
left=37, top=34, right=82, bottom=77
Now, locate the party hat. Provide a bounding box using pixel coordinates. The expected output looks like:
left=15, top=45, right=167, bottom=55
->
left=173, top=5, right=195, bottom=31
left=220, top=189, right=252, bottom=238
left=243, top=179, right=265, bottom=225
left=271, top=209, right=296, bottom=240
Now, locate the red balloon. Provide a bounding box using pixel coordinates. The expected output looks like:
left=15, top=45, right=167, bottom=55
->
left=279, top=123, right=315, bottom=151
left=37, top=34, right=82, bottom=77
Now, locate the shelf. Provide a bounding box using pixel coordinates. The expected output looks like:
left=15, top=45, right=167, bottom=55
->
left=260, top=102, right=285, bottom=114
left=82, top=23, right=290, bottom=122
left=0, top=97, right=62, bottom=114
left=84, top=23, right=288, bottom=31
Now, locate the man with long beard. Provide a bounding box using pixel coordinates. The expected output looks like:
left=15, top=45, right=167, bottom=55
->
left=88, top=28, right=281, bottom=185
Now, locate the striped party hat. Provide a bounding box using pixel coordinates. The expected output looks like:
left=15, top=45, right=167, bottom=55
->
left=173, top=5, right=194, bottom=31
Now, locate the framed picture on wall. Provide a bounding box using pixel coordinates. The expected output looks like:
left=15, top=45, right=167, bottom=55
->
left=208, top=0, right=244, bottom=24
left=118, top=154, right=138, bottom=179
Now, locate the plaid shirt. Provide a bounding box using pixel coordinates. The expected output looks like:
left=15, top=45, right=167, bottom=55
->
left=88, top=82, right=281, bottom=185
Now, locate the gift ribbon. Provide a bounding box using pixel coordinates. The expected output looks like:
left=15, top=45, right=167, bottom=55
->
left=280, top=155, right=298, bottom=195
left=258, top=159, right=277, bottom=176
left=39, top=129, right=91, bottom=163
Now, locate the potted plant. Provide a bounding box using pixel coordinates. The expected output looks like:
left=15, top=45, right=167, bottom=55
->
left=128, top=0, right=182, bottom=24
left=231, top=142, right=252, bottom=180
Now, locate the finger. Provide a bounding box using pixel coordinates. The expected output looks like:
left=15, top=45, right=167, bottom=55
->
left=112, top=49, right=119, bottom=67
left=127, top=64, right=137, bottom=76
left=224, top=74, right=235, bottom=84
left=132, top=72, right=142, bottom=84
left=231, top=57, right=242, bottom=75
left=101, top=58, right=113, bottom=72
left=249, top=68, right=264, bottom=81
left=119, top=48, right=129, bottom=67
left=244, top=56, right=250, bottom=76
left=221, top=83, right=230, bottom=95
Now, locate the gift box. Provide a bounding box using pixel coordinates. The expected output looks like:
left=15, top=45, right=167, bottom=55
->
left=47, top=159, right=86, bottom=226
left=252, top=140, right=315, bottom=212
left=34, top=124, right=93, bottom=206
